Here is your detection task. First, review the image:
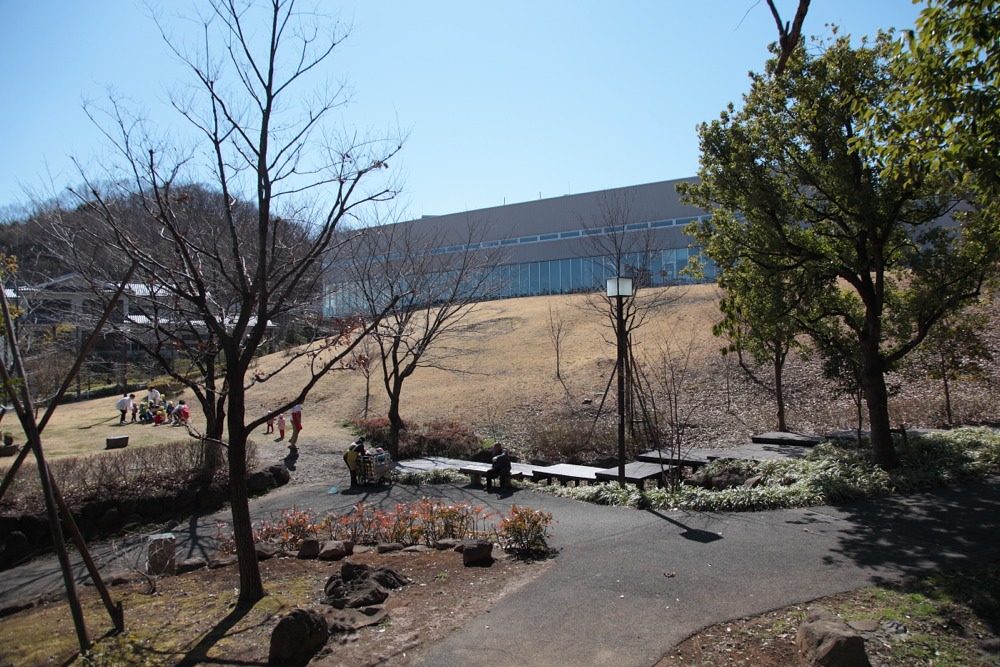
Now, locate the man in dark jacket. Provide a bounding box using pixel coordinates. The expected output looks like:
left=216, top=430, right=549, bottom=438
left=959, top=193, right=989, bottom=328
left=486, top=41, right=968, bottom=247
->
left=485, top=442, right=511, bottom=492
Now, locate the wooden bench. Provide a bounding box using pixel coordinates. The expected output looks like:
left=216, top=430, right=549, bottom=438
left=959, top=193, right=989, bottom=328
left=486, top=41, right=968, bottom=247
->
left=594, top=461, right=678, bottom=490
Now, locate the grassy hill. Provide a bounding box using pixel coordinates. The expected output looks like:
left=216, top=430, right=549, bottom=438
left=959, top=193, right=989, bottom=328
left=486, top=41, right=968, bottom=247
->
left=3, top=283, right=998, bottom=463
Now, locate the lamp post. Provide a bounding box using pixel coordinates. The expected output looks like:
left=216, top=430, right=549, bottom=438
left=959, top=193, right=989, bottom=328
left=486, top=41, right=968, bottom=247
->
left=607, top=276, right=633, bottom=484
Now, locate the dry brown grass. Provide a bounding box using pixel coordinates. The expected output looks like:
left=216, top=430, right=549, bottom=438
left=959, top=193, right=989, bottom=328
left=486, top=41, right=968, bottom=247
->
left=1, top=285, right=725, bottom=462
left=3, top=282, right=998, bottom=466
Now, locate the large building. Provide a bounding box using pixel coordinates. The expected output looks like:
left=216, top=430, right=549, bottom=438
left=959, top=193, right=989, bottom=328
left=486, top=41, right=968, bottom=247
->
left=324, top=177, right=715, bottom=316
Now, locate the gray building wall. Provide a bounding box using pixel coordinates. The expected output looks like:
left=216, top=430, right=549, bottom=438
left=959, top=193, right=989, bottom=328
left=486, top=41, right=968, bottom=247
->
left=325, top=177, right=713, bottom=315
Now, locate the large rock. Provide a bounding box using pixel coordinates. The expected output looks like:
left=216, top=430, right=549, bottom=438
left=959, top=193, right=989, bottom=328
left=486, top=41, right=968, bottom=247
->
left=255, top=542, right=282, bottom=561
left=267, top=464, right=291, bottom=486
left=324, top=576, right=389, bottom=609
left=325, top=606, right=388, bottom=633
left=246, top=470, right=275, bottom=494
left=461, top=539, right=494, bottom=567
left=146, top=533, right=176, bottom=576
left=797, top=607, right=871, bottom=667
left=297, top=538, right=321, bottom=559
left=370, top=566, right=411, bottom=589
left=323, top=560, right=409, bottom=609
left=268, top=607, right=329, bottom=664
left=318, top=540, right=353, bottom=561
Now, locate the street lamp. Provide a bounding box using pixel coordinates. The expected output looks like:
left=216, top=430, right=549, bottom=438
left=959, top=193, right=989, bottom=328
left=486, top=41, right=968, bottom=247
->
left=607, top=276, right=633, bottom=483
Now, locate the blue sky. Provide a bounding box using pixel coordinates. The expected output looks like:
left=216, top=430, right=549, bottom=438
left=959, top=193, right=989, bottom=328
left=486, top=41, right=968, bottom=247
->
left=1, top=1, right=923, bottom=219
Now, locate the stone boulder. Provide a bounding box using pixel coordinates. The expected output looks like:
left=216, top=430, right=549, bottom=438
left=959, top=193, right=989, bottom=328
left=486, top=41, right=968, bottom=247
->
left=325, top=606, right=388, bottom=633
left=323, top=560, right=409, bottom=609
left=267, top=464, right=291, bottom=486
left=246, top=470, right=275, bottom=494
left=255, top=542, right=282, bottom=561
left=461, top=539, right=494, bottom=567
left=797, top=607, right=871, bottom=667
left=370, top=566, right=411, bottom=590
left=268, top=607, right=329, bottom=664
left=318, top=540, right=354, bottom=561
left=297, top=538, right=321, bottom=559
left=324, top=576, right=389, bottom=610
left=145, top=533, right=176, bottom=576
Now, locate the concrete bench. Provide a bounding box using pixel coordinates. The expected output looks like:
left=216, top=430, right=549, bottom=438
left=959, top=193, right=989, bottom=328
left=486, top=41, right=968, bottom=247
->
left=532, top=463, right=602, bottom=487
left=459, top=462, right=537, bottom=489
left=595, top=461, right=678, bottom=491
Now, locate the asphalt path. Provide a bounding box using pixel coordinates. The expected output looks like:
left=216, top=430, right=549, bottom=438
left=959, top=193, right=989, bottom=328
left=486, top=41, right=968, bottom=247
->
left=2, top=454, right=998, bottom=667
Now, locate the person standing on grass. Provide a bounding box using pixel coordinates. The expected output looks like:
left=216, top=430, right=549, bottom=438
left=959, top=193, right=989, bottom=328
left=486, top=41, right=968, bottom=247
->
left=115, top=394, right=134, bottom=425
left=289, top=402, right=303, bottom=449
left=276, top=413, right=286, bottom=441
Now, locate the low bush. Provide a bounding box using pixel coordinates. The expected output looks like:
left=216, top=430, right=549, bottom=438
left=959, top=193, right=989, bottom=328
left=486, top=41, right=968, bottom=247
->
left=494, top=504, right=554, bottom=557
left=216, top=500, right=558, bottom=556
left=395, top=468, right=467, bottom=486
left=0, top=438, right=253, bottom=517
left=217, top=499, right=497, bottom=552
left=521, top=413, right=617, bottom=465
left=545, top=427, right=1000, bottom=513
left=349, top=418, right=486, bottom=460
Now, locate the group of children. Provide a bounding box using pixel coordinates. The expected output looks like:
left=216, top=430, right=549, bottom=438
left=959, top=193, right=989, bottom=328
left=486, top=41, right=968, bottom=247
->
left=264, top=402, right=303, bottom=448
left=116, top=389, right=190, bottom=427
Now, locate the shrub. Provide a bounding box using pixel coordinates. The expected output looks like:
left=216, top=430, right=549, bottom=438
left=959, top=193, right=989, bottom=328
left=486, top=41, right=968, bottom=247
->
left=349, top=418, right=486, bottom=460
left=522, top=414, right=617, bottom=465
left=239, top=499, right=499, bottom=549
left=495, top=504, right=554, bottom=557
left=545, top=427, right=1000, bottom=513
left=0, top=439, right=233, bottom=516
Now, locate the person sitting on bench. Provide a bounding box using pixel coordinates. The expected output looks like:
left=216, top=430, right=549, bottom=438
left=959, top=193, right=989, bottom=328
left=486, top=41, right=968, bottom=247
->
left=485, top=442, right=511, bottom=491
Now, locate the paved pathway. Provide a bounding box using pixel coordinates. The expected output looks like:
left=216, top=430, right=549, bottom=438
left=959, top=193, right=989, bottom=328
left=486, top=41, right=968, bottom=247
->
left=2, top=433, right=998, bottom=667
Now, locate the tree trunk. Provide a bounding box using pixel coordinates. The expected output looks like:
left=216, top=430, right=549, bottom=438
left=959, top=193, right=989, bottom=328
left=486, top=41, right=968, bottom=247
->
left=226, top=388, right=264, bottom=605
left=942, top=372, right=953, bottom=427
left=861, top=342, right=899, bottom=469
left=387, top=389, right=404, bottom=459
left=773, top=350, right=787, bottom=432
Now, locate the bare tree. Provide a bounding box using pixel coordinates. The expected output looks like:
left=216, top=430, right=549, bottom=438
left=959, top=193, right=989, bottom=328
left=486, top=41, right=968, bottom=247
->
left=342, top=214, right=506, bottom=456
left=65, top=0, right=403, bottom=605
left=0, top=253, right=127, bottom=653
left=633, top=335, right=702, bottom=492
left=579, top=191, right=689, bottom=460
left=547, top=303, right=567, bottom=382
left=765, top=0, right=810, bottom=75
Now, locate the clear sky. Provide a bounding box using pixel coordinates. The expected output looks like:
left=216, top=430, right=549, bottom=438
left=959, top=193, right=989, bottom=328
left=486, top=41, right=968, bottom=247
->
left=0, top=1, right=923, bottom=220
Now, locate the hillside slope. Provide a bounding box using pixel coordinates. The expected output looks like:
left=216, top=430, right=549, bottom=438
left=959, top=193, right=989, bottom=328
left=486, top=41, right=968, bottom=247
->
left=6, top=283, right=998, bottom=461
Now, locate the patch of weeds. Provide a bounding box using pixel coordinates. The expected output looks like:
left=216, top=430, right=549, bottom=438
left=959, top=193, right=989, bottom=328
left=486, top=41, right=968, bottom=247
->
left=396, top=468, right=466, bottom=486
left=540, top=427, right=1000, bottom=513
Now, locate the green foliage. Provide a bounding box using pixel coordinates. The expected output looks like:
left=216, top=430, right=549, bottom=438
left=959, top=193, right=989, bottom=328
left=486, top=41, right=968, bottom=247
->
left=678, top=31, right=1000, bottom=468
left=547, top=427, right=1000, bottom=512
left=876, top=0, right=1000, bottom=195
left=494, top=504, right=554, bottom=557
left=395, top=468, right=466, bottom=486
